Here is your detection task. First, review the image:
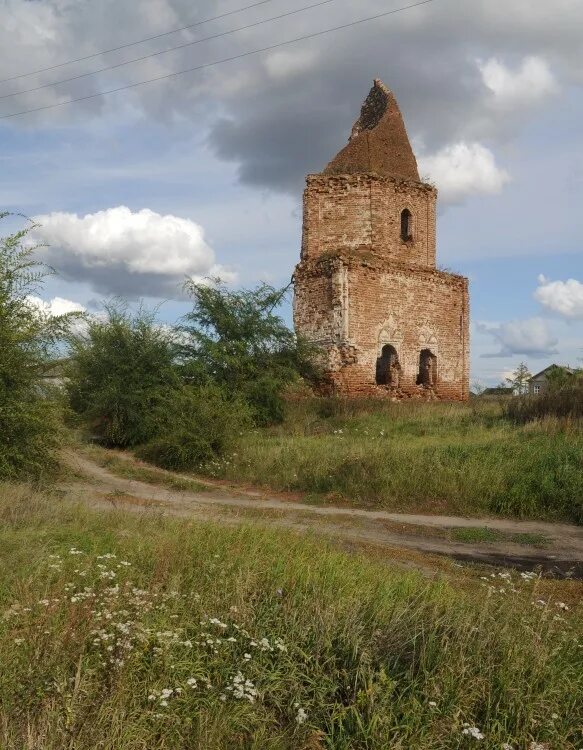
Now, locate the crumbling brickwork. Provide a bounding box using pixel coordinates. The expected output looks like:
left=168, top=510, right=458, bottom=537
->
left=293, top=79, right=470, bottom=400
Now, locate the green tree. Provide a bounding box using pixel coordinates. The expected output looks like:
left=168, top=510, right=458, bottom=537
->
left=506, top=362, right=532, bottom=396
left=178, top=279, right=319, bottom=424
left=545, top=365, right=582, bottom=392
left=67, top=302, right=181, bottom=447
left=0, top=213, right=74, bottom=478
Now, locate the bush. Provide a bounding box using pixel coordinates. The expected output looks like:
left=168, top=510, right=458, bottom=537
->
left=179, top=279, right=320, bottom=425
left=136, top=384, right=252, bottom=470
left=506, top=380, right=583, bottom=423
left=242, top=374, right=286, bottom=426
left=0, top=214, right=73, bottom=479
left=67, top=303, right=181, bottom=447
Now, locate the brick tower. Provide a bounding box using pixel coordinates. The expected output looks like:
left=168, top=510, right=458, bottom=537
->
left=293, top=79, right=469, bottom=400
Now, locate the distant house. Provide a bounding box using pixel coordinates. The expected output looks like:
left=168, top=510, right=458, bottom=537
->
left=528, top=365, right=573, bottom=396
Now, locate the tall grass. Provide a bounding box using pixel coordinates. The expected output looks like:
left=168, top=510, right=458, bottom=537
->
left=506, top=381, right=583, bottom=423
left=202, top=399, right=583, bottom=523
left=0, top=483, right=581, bottom=749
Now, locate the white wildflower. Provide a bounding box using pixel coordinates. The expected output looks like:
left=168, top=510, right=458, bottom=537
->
left=462, top=723, right=485, bottom=740
left=296, top=707, right=308, bottom=725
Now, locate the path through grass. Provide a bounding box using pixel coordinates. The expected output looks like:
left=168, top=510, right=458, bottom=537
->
left=202, top=400, right=583, bottom=523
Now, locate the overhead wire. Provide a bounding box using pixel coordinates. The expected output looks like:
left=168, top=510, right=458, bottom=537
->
left=0, top=0, right=280, bottom=84
left=0, top=0, right=339, bottom=101
left=0, top=0, right=436, bottom=121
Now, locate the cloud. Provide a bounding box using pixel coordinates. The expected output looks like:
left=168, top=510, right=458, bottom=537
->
left=478, top=56, right=558, bottom=109
left=535, top=274, right=583, bottom=318
left=1, top=0, right=581, bottom=196
left=477, top=318, right=559, bottom=358
left=418, top=142, right=510, bottom=203
left=26, top=295, right=86, bottom=317
left=32, top=206, right=234, bottom=298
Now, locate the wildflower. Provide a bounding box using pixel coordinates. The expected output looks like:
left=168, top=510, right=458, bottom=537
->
left=296, top=707, right=308, bottom=725
left=13, top=638, right=24, bottom=645
left=186, top=678, right=197, bottom=688
left=428, top=701, right=437, bottom=708
left=462, top=723, right=485, bottom=740
left=243, top=653, right=252, bottom=661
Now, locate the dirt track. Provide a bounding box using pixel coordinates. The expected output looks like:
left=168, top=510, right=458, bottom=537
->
left=63, top=451, right=583, bottom=578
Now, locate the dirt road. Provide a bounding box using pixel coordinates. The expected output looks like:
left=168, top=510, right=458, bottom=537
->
left=63, top=451, right=583, bottom=578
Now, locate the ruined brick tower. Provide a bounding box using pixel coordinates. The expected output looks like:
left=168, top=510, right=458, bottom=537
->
left=293, top=79, right=469, bottom=400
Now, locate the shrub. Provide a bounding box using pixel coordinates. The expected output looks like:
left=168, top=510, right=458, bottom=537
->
left=136, top=384, right=252, bottom=470
left=178, top=279, right=320, bottom=424
left=505, top=379, right=583, bottom=423
left=0, top=214, right=73, bottom=479
left=67, top=303, right=181, bottom=447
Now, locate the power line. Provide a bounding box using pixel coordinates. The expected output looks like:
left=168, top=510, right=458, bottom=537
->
left=0, top=0, right=279, bottom=85
left=0, top=0, right=338, bottom=101
left=0, top=0, right=436, bottom=121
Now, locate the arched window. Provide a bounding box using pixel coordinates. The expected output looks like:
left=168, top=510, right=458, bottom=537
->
left=416, top=349, right=437, bottom=388
left=375, top=344, right=400, bottom=386
left=400, top=209, right=412, bottom=241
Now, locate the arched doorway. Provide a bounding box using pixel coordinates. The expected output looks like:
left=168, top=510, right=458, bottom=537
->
left=375, top=344, right=401, bottom=387
left=417, top=349, right=437, bottom=387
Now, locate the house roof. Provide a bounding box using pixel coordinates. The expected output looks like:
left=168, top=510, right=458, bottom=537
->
left=322, top=79, right=420, bottom=181
left=528, top=364, right=573, bottom=381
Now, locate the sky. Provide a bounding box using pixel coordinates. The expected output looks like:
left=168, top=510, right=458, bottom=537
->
left=1, top=0, right=582, bottom=386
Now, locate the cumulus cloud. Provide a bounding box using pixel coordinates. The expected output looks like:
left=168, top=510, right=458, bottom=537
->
left=32, top=206, right=234, bottom=298
left=26, top=296, right=86, bottom=317
left=535, top=274, right=583, bottom=318
left=418, top=142, right=510, bottom=204
left=478, top=56, right=558, bottom=109
left=477, top=318, right=559, bottom=358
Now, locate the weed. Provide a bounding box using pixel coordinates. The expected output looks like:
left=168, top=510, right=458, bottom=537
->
left=0, top=483, right=581, bottom=749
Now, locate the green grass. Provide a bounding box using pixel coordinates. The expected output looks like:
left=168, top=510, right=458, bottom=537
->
left=450, top=527, right=550, bottom=547
left=0, top=482, right=581, bottom=749
left=79, top=443, right=209, bottom=493
left=200, top=399, right=583, bottom=524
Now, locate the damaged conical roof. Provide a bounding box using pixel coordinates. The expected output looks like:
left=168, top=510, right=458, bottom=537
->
left=323, top=79, right=420, bottom=181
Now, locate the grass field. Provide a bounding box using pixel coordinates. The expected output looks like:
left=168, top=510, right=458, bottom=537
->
left=196, top=399, right=583, bottom=524
left=1, top=482, right=581, bottom=749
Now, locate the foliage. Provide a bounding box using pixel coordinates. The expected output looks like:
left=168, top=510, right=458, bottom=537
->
left=67, top=302, right=181, bottom=447
left=202, top=399, right=583, bottom=524
left=0, top=213, right=73, bottom=479
left=0, top=486, right=581, bottom=749
left=506, top=362, right=532, bottom=395
left=136, top=384, right=252, bottom=470
left=506, top=375, right=583, bottom=426
left=545, top=364, right=582, bottom=391
left=179, top=279, right=320, bottom=424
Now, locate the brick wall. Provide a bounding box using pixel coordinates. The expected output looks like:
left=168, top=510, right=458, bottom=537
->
left=301, top=174, right=436, bottom=269
left=294, top=253, right=470, bottom=401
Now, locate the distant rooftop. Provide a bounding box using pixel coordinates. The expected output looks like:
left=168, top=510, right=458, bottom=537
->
left=323, top=79, right=420, bottom=182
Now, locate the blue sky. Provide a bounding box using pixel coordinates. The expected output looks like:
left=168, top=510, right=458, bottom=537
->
left=1, top=0, right=582, bottom=385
